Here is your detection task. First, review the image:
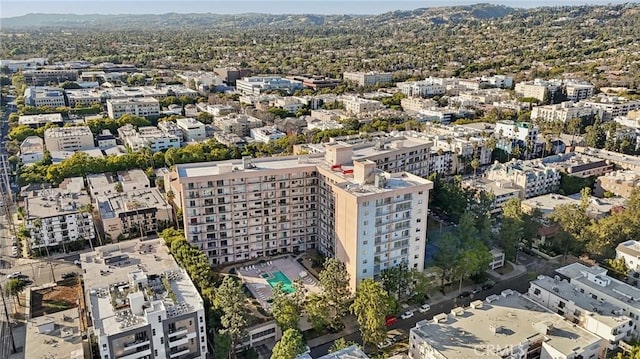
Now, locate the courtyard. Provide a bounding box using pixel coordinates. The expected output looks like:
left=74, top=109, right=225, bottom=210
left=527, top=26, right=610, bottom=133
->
left=236, top=256, right=322, bottom=310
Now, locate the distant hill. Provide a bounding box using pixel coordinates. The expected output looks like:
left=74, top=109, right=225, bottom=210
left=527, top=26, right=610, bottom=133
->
left=0, top=4, right=516, bottom=30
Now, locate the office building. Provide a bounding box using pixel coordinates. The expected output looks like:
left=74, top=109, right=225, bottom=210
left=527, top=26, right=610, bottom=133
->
left=23, top=69, right=78, bottom=85
left=486, top=160, right=561, bottom=199
left=213, top=67, right=251, bottom=86
left=20, top=136, right=45, bottom=165
left=288, top=75, right=341, bottom=90
left=65, top=85, right=197, bottom=108
left=176, top=118, right=207, bottom=143
left=24, top=86, right=66, bottom=107
left=82, top=239, right=207, bottom=359
left=343, top=72, right=393, bottom=86
left=235, top=76, right=303, bottom=96
left=24, top=177, right=95, bottom=250
left=18, top=113, right=64, bottom=128
left=409, top=290, right=604, bottom=359
left=107, top=98, right=161, bottom=119
left=44, top=126, right=95, bottom=152
left=0, top=57, right=47, bottom=72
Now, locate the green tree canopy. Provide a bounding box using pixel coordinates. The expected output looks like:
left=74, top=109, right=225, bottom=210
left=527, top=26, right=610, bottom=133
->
left=271, top=329, right=305, bottom=359
left=350, top=278, right=391, bottom=346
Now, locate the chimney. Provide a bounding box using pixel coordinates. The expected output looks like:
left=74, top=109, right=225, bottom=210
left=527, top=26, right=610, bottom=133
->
left=354, top=159, right=376, bottom=184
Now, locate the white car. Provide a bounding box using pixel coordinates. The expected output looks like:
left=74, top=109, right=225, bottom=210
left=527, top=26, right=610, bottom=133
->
left=418, top=304, right=431, bottom=313
left=7, top=272, right=22, bottom=279
left=377, top=339, right=393, bottom=349
left=400, top=310, right=414, bottom=319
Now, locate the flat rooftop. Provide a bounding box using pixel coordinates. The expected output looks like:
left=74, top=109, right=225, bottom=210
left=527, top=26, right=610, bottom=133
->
left=25, top=308, right=84, bottom=359
left=350, top=137, right=432, bottom=159
left=98, top=188, right=170, bottom=219
left=556, top=263, right=640, bottom=304
left=44, top=125, right=92, bottom=138
left=412, top=292, right=601, bottom=359
left=25, top=177, right=92, bottom=219
left=81, top=239, right=203, bottom=337
left=19, top=113, right=63, bottom=125
left=531, top=275, right=631, bottom=328
left=576, top=147, right=640, bottom=168
left=175, top=155, right=321, bottom=179
left=617, top=240, right=640, bottom=257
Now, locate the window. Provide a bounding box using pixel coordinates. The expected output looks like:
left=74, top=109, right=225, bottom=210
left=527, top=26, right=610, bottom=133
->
left=152, top=329, right=156, bottom=336
left=160, top=338, right=164, bottom=344
left=154, top=350, right=158, bottom=357
left=158, top=316, right=162, bottom=322
left=533, top=288, right=541, bottom=296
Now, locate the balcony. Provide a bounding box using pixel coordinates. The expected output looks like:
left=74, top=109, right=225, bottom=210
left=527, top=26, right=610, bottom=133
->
left=168, top=336, right=190, bottom=348
left=117, top=348, right=152, bottom=359
left=122, top=340, right=150, bottom=351
left=168, top=326, right=188, bottom=338
left=169, top=347, right=191, bottom=358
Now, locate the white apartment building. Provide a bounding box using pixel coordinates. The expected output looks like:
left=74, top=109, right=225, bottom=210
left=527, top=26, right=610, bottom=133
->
left=409, top=290, right=604, bottom=359
left=397, top=80, right=446, bottom=97
left=400, top=97, right=437, bottom=112
left=250, top=126, right=287, bottom=143
left=343, top=71, right=393, bottom=86
left=343, top=96, right=385, bottom=114
left=24, top=177, right=95, bottom=249
left=616, top=240, right=640, bottom=273
left=531, top=101, right=603, bottom=123
left=515, top=79, right=561, bottom=103
left=214, top=114, right=263, bottom=136
left=118, top=124, right=181, bottom=152
left=82, top=239, right=207, bottom=359
left=582, top=96, right=640, bottom=122
left=495, top=120, right=539, bottom=143
left=456, top=88, right=511, bottom=106
left=107, top=98, right=161, bottom=119
left=43, top=126, right=95, bottom=152
left=555, top=263, right=640, bottom=337
left=463, top=178, right=521, bottom=215
left=157, top=121, right=184, bottom=142
left=235, top=76, right=303, bottom=96
left=482, top=74, right=514, bottom=89
left=486, top=160, right=561, bottom=199
left=565, top=81, right=595, bottom=102
left=528, top=275, right=633, bottom=349
left=20, top=136, right=44, bottom=165
left=176, top=118, right=207, bottom=143
left=167, top=146, right=433, bottom=290
left=18, top=113, right=64, bottom=128
left=23, top=86, right=66, bottom=107
left=97, top=129, right=117, bottom=149
left=200, top=104, right=236, bottom=116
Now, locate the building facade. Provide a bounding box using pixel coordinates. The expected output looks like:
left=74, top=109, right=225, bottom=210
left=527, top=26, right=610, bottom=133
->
left=24, top=86, right=66, bottom=107
left=486, top=160, right=561, bottom=199
left=107, top=98, right=161, bottom=119
left=343, top=72, right=393, bottom=86
left=44, top=126, right=95, bottom=152
left=176, top=118, right=207, bottom=143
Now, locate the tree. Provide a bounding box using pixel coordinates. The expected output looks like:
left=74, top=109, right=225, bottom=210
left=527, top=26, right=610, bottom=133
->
left=215, top=276, right=247, bottom=359
left=434, top=232, right=461, bottom=290
left=350, top=278, right=391, bottom=346
left=318, top=258, right=351, bottom=328
left=607, top=258, right=630, bottom=278
left=271, top=282, right=301, bottom=331
left=214, top=332, right=232, bottom=359
left=470, top=157, right=480, bottom=178
left=499, top=198, right=524, bottom=261
left=5, top=278, right=26, bottom=306
left=381, top=261, right=411, bottom=300
left=271, top=329, right=305, bottom=359
left=304, top=293, right=330, bottom=331
left=329, top=338, right=357, bottom=353
left=114, top=182, right=123, bottom=193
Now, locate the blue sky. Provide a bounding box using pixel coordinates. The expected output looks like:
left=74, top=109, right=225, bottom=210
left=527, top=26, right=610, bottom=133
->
left=0, top=0, right=636, bottom=18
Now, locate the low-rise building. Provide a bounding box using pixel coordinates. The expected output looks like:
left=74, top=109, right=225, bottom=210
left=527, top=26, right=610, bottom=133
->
left=235, top=76, right=303, bottom=96
left=343, top=96, right=385, bottom=114
left=528, top=275, right=633, bottom=349
left=25, top=308, right=85, bottom=359
left=463, top=178, right=521, bottom=215
left=456, top=88, right=511, bottom=106
left=616, top=240, right=640, bottom=273
left=20, top=136, right=45, bottom=164
left=400, top=97, right=438, bottom=112
left=541, top=152, right=614, bottom=179
left=81, top=239, right=208, bottom=359
left=564, top=81, right=595, bottom=102
left=574, top=146, right=640, bottom=172
left=488, top=248, right=505, bottom=270
left=582, top=96, right=640, bottom=122
left=24, top=177, right=95, bottom=250
left=43, top=126, right=95, bottom=152
left=213, top=132, right=247, bottom=147
left=486, top=160, right=561, bottom=199
left=23, top=69, right=78, bottom=85
left=24, top=86, right=66, bottom=107
left=118, top=124, right=180, bottom=152
left=522, top=193, right=625, bottom=221
left=343, top=71, right=393, bottom=86
left=176, top=118, right=207, bottom=143
left=531, top=101, right=602, bottom=123
left=214, top=114, right=263, bottom=136
left=409, top=290, right=604, bottom=359
left=515, top=79, right=561, bottom=103
left=595, top=170, right=640, bottom=198
left=200, top=104, right=236, bottom=116
left=18, top=113, right=64, bottom=128
left=250, top=126, right=286, bottom=143
left=107, top=97, right=160, bottom=119
left=96, top=129, right=117, bottom=149
left=97, top=188, right=172, bottom=240
left=288, top=75, right=341, bottom=89
left=397, top=80, right=446, bottom=97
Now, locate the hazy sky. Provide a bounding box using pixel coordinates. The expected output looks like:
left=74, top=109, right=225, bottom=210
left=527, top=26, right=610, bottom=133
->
left=1, top=0, right=637, bottom=18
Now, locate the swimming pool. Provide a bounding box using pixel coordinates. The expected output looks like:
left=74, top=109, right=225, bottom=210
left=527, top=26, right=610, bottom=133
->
left=262, top=270, right=295, bottom=294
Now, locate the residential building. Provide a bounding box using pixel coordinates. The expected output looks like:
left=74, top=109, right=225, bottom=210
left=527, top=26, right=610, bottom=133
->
left=564, top=81, right=595, bottom=102
left=213, top=132, right=247, bottom=148
left=400, top=97, right=438, bottom=112
left=118, top=169, right=151, bottom=192
left=486, top=160, right=561, bottom=199
left=555, top=263, right=640, bottom=337
left=521, top=193, right=625, bottom=220
left=409, top=290, right=604, bottom=359
left=417, top=108, right=456, bottom=123
left=118, top=124, right=180, bottom=152
left=81, top=239, right=208, bottom=359
left=107, top=98, right=161, bottom=119
left=166, top=147, right=433, bottom=290
left=18, top=113, right=64, bottom=128
left=528, top=275, right=633, bottom=349
left=397, top=80, right=446, bottom=97
left=250, top=126, right=286, bottom=143
left=200, top=104, right=236, bottom=116
left=97, top=129, right=117, bottom=149
left=0, top=57, right=48, bottom=72
left=531, top=101, right=603, bottom=123
left=24, top=177, right=95, bottom=249
left=582, top=96, right=640, bottom=122
left=310, top=109, right=342, bottom=122
left=176, top=118, right=207, bottom=143
left=235, top=76, right=303, bottom=96
left=515, top=78, right=562, bottom=103
left=456, top=88, right=511, bottom=106
left=495, top=120, right=539, bottom=144
left=273, top=97, right=306, bottom=113
left=97, top=188, right=172, bottom=240
left=50, top=148, right=104, bottom=164
left=214, top=114, right=263, bottom=137
left=343, top=71, right=393, bottom=86
left=541, top=152, right=614, bottom=179
left=23, top=69, right=78, bottom=85
left=595, top=170, right=640, bottom=198
left=87, top=173, right=120, bottom=197
left=19, top=136, right=45, bottom=164
left=307, top=117, right=343, bottom=131
left=574, top=147, right=640, bottom=172
left=616, top=240, right=640, bottom=273
left=615, top=116, right=640, bottom=130
left=157, top=121, right=184, bottom=143
left=275, top=117, right=308, bottom=135
left=25, top=308, right=84, bottom=359
left=43, top=126, right=95, bottom=152
left=463, top=178, right=521, bottom=215
left=305, top=345, right=369, bottom=359
left=288, top=75, right=341, bottom=89
left=213, top=67, right=251, bottom=86
left=343, top=96, right=385, bottom=114
left=489, top=248, right=505, bottom=270
left=24, top=86, right=66, bottom=107
left=482, top=74, right=514, bottom=89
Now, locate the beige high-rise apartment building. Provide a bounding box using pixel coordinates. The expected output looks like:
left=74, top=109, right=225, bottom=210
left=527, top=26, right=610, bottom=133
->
left=166, top=142, right=433, bottom=290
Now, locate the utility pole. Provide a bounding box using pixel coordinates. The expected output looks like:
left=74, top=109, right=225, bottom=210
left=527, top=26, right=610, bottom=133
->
left=0, top=283, right=17, bottom=354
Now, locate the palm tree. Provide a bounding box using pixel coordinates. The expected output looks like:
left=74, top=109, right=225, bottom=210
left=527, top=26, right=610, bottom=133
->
left=471, top=158, right=480, bottom=178
left=166, top=190, right=180, bottom=229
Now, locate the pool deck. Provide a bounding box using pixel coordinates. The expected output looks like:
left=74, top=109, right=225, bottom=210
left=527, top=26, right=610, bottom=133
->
left=236, top=256, right=322, bottom=310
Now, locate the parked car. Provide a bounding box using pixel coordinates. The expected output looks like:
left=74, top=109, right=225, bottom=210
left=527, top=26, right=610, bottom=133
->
left=61, top=272, right=77, bottom=279
left=385, top=315, right=397, bottom=327
left=418, top=304, right=431, bottom=313
left=377, top=339, right=393, bottom=349
left=74, top=260, right=82, bottom=266
left=8, top=272, right=25, bottom=279
left=482, top=281, right=495, bottom=291
left=472, top=286, right=483, bottom=294
left=457, top=291, right=472, bottom=299
left=400, top=310, right=414, bottom=319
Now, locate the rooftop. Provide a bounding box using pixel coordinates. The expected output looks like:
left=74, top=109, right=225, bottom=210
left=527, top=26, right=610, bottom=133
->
left=18, top=113, right=63, bottom=125
left=25, top=308, right=84, bottom=359
left=107, top=97, right=159, bottom=105
left=44, top=125, right=92, bottom=138
left=81, top=239, right=204, bottom=337
left=576, top=146, right=640, bottom=169
left=315, top=345, right=369, bottom=359
left=556, top=263, right=640, bottom=304
left=25, top=177, right=92, bottom=219
left=117, top=169, right=150, bottom=188
left=87, top=173, right=117, bottom=197
left=617, top=240, right=640, bottom=257
left=97, top=188, right=170, bottom=219
left=412, top=291, right=602, bottom=359
left=176, top=155, right=321, bottom=179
